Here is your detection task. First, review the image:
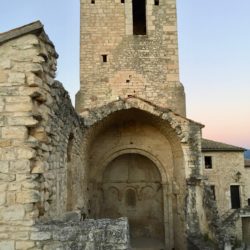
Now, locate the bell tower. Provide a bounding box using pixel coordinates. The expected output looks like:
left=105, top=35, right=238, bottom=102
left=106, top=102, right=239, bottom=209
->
left=76, top=0, right=186, bottom=116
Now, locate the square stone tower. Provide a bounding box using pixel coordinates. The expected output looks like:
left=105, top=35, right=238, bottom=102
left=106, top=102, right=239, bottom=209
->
left=76, top=0, right=186, bottom=116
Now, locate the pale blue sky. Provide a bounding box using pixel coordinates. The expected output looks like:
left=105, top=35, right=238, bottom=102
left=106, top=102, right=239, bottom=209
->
left=1, top=0, right=249, bottom=148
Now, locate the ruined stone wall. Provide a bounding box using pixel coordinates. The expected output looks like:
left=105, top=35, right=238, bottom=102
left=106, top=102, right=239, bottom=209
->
left=0, top=34, right=55, bottom=247
left=32, top=218, right=129, bottom=250
left=39, top=81, right=85, bottom=218
left=76, top=0, right=186, bottom=116
left=0, top=31, right=87, bottom=249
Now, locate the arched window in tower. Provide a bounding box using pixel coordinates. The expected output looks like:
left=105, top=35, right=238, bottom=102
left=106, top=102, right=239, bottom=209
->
left=132, top=0, right=146, bottom=35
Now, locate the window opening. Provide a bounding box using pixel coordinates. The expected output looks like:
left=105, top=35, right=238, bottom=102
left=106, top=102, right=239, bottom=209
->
left=102, top=55, right=108, bottom=63
left=121, top=0, right=125, bottom=3
left=154, top=0, right=159, bottom=5
left=91, top=0, right=95, bottom=4
left=205, top=156, right=212, bottom=169
left=132, top=0, right=146, bottom=35
left=230, top=185, right=241, bottom=209
left=67, top=133, right=74, bottom=162
left=210, top=185, right=216, bottom=200
left=248, top=198, right=250, bottom=206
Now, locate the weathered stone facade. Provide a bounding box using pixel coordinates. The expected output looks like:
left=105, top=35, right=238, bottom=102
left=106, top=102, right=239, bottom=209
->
left=202, top=142, right=250, bottom=248
left=0, top=1, right=250, bottom=249
left=0, top=20, right=208, bottom=249
left=76, top=0, right=186, bottom=116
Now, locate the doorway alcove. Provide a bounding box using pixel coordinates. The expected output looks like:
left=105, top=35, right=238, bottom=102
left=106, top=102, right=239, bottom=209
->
left=102, top=153, right=164, bottom=241
left=85, top=104, right=187, bottom=249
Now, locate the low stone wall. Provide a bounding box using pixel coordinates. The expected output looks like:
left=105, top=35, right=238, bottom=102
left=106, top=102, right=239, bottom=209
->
left=0, top=218, right=129, bottom=250
left=33, top=218, right=130, bottom=250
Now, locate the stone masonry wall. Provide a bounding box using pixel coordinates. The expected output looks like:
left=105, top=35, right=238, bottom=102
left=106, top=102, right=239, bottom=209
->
left=0, top=30, right=87, bottom=249
left=0, top=33, right=55, bottom=248
left=77, top=0, right=186, bottom=116
left=33, top=218, right=129, bottom=250
left=203, top=151, right=250, bottom=246
left=203, top=151, right=246, bottom=215
left=37, top=80, right=85, bottom=218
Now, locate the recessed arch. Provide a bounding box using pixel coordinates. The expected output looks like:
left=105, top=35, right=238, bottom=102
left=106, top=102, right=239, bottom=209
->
left=101, top=153, right=165, bottom=243
left=82, top=100, right=200, bottom=249
left=95, top=147, right=169, bottom=184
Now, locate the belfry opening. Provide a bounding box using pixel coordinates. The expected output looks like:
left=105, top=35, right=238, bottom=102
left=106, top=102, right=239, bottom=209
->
left=132, top=0, right=146, bottom=35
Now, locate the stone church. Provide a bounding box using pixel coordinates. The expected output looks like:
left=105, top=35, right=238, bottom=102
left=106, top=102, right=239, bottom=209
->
left=0, top=0, right=249, bottom=249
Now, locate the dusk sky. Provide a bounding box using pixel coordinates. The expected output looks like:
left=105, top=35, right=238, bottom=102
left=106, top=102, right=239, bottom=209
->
left=1, top=0, right=249, bottom=148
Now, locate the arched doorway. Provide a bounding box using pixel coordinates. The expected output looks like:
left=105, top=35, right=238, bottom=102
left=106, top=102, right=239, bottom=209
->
left=86, top=106, right=188, bottom=249
left=102, top=153, right=165, bottom=244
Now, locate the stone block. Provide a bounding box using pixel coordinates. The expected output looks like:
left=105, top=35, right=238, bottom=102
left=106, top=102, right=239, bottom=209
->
left=2, top=126, right=28, bottom=139
left=0, top=205, right=25, bottom=221
left=16, top=241, right=35, bottom=250
left=18, top=86, right=41, bottom=97
left=0, top=105, right=4, bottom=114
left=6, top=116, right=38, bottom=127
left=22, top=180, right=40, bottom=190
left=16, top=190, right=41, bottom=203
left=0, top=109, right=3, bottom=121
left=5, top=96, right=31, bottom=103
left=30, top=129, right=49, bottom=143
left=0, top=183, right=8, bottom=191
left=0, top=140, right=12, bottom=147
left=0, top=241, right=15, bottom=250
left=6, top=192, right=16, bottom=205
left=163, top=25, right=177, bottom=32
left=30, top=231, right=51, bottom=240
left=52, top=227, right=78, bottom=241
left=31, top=161, right=46, bottom=173
left=0, top=59, right=12, bottom=70
left=9, top=159, right=31, bottom=173
left=8, top=182, right=21, bottom=191
left=10, top=231, right=29, bottom=240
left=27, top=72, right=43, bottom=87
left=0, top=161, right=9, bottom=173
left=13, top=63, right=43, bottom=74
left=43, top=242, right=63, bottom=250
left=16, top=174, right=30, bottom=182
left=5, top=102, right=33, bottom=112
left=0, top=148, right=14, bottom=161
left=0, top=233, right=9, bottom=239
left=8, top=72, right=25, bottom=84
left=0, top=173, right=15, bottom=182
left=24, top=203, right=34, bottom=212
left=11, top=219, right=35, bottom=227
left=16, top=147, right=36, bottom=159
left=0, top=192, right=6, bottom=205
left=17, top=34, right=40, bottom=46
left=0, top=69, right=8, bottom=83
